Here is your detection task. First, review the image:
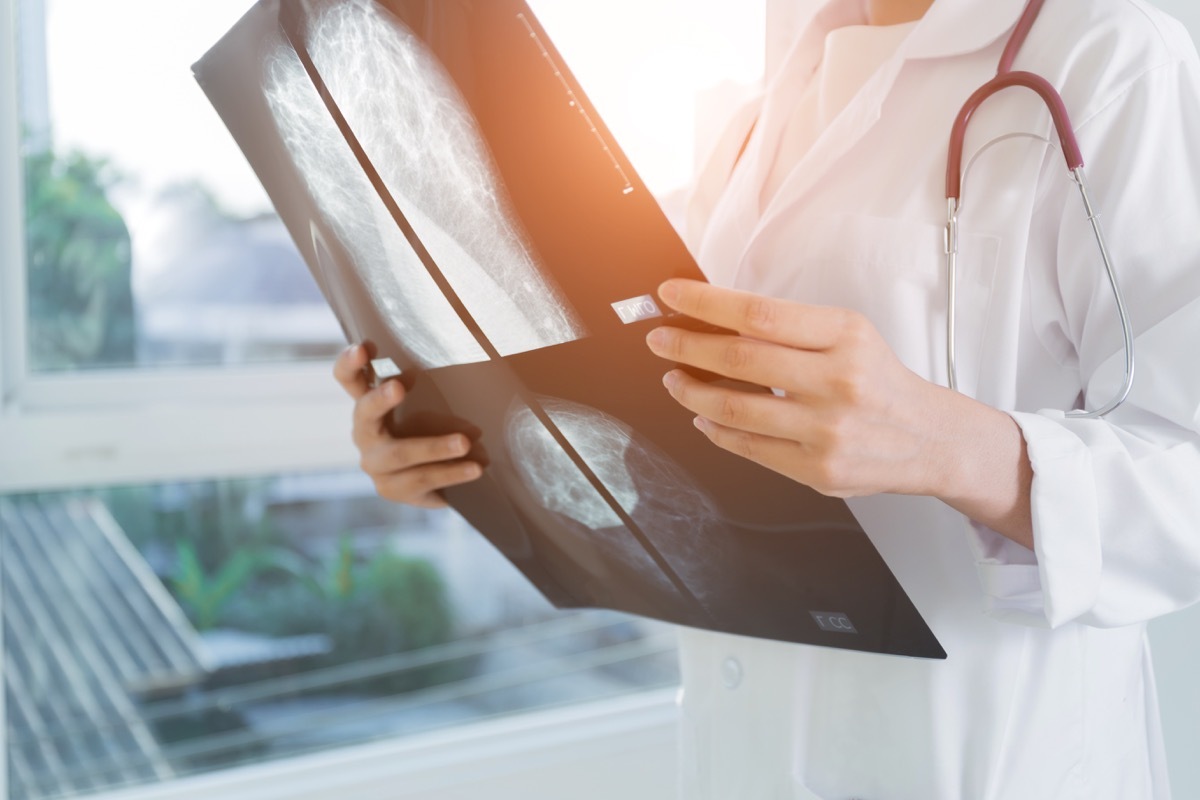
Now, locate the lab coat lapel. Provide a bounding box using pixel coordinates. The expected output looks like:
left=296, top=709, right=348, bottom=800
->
left=736, top=0, right=863, bottom=220
left=752, top=48, right=901, bottom=237
left=742, top=0, right=1030, bottom=256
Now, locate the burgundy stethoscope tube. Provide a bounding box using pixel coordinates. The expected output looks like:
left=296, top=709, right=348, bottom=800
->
left=945, top=0, right=1082, bottom=200
left=942, top=0, right=1136, bottom=418
left=945, top=69, right=1083, bottom=200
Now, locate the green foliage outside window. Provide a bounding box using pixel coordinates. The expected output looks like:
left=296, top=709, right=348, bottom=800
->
left=24, top=147, right=136, bottom=370
left=103, top=482, right=460, bottom=692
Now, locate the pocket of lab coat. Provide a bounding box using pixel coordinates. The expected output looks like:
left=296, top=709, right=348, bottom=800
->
left=737, top=213, right=1000, bottom=394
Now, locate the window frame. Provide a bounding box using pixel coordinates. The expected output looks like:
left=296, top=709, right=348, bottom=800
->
left=2, top=0, right=26, bottom=418
left=2, top=10, right=21, bottom=799
left=0, top=0, right=356, bottom=494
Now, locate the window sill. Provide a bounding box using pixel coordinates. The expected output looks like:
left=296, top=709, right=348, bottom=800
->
left=89, top=688, right=680, bottom=800
left=0, top=371, right=357, bottom=491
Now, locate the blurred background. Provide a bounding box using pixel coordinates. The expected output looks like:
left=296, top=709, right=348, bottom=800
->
left=2, top=1, right=1197, bottom=799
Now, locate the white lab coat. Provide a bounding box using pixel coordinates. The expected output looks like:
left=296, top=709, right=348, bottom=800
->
left=679, top=0, right=1200, bottom=798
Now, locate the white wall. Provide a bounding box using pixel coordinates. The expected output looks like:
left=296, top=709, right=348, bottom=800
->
left=1141, top=6, right=1200, bottom=795
left=1144, top=5, right=1200, bottom=799
left=1151, top=0, right=1200, bottom=44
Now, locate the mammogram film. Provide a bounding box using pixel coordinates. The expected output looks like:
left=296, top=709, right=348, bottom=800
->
left=193, top=0, right=947, bottom=658
left=264, top=1, right=582, bottom=368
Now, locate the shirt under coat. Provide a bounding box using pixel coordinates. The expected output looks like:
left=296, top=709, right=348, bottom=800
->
left=678, top=0, right=1200, bottom=797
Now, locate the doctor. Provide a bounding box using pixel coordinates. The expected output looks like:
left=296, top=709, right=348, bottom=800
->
left=334, top=0, right=1200, bottom=796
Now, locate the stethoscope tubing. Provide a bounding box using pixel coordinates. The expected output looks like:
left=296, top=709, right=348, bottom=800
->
left=943, top=0, right=1136, bottom=418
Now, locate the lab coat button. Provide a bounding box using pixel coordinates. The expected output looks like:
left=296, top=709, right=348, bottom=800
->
left=721, top=657, right=742, bottom=689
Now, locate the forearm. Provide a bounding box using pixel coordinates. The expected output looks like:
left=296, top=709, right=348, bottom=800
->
left=920, top=384, right=1034, bottom=550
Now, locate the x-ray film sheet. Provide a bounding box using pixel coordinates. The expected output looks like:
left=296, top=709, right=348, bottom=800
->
left=194, top=0, right=946, bottom=659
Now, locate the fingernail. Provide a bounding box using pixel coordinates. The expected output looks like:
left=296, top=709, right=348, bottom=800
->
left=447, top=435, right=469, bottom=456
left=646, top=328, right=670, bottom=351
left=386, top=380, right=402, bottom=400
left=658, top=281, right=680, bottom=305
left=662, top=371, right=681, bottom=391
left=462, top=462, right=483, bottom=479
left=694, top=416, right=712, bottom=433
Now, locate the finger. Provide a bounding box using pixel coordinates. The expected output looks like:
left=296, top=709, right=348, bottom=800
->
left=690, top=416, right=829, bottom=492
left=657, top=279, right=853, bottom=351
left=693, top=416, right=864, bottom=498
left=360, top=433, right=472, bottom=476
left=373, top=460, right=484, bottom=508
left=662, top=369, right=812, bottom=439
left=352, top=379, right=406, bottom=448
left=333, top=344, right=372, bottom=400
left=646, top=326, right=824, bottom=394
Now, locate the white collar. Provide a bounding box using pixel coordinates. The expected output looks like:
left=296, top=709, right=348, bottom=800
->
left=908, top=0, right=1031, bottom=61
left=794, top=0, right=1031, bottom=65
left=737, top=0, right=1033, bottom=253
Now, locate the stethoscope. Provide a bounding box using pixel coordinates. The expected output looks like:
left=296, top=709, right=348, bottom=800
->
left=945, top=0, right=1135, bottom=418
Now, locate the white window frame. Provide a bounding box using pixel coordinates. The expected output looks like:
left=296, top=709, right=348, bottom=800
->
left=1, top=0, right=26, bottom=417
left=0, top=13, right=16, bottom=800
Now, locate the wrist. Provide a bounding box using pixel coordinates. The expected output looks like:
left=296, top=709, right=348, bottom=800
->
left=919, top=386, right=1035, bottom=549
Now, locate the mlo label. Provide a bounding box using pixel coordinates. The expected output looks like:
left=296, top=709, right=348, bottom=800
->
left=612, top=294, right=664, bottom=324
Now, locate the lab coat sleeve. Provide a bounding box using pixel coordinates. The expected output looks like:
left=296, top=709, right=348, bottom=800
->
left=992, top=42, right=1200, bottom=629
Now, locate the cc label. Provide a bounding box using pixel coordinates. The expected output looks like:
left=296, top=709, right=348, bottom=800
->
left=810, top=611, right=858, bottom=634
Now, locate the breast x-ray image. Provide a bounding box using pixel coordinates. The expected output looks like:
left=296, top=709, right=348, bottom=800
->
left=195, top=0, right=945, bottom=658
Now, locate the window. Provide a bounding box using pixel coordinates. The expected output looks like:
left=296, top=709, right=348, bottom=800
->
left=0, top=0, right=765, bottom=796
left=2, top=476, right=679, bottom=798
left=19, top=0, right=342, bottom=374
left=0, top=0, right=764, bottom=493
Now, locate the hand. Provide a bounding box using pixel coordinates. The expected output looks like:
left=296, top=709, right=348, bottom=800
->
left=645, top=280, right=940, bottom=499
left=333, top=344, right=483, bottom=509
left=643, top=279, right=1032, bottom=553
